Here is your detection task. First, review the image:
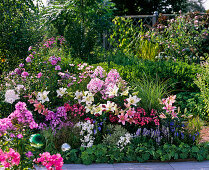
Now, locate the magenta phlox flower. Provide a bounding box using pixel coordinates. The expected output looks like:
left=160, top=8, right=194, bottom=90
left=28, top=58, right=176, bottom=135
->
left=19, top=63, right=24, bottom=67
left=26, top=56, right=32, bottom=63
left=25, top=151, right=33, bottom=158
left=8, top=102, right=38, bottom=129
left=14, top=68, right=22, bottom=75
left=0, top=148, right=20, bottom=168
left=17, top=134, right=23, bottom=139
left=49, top=56, right=60, bottom=65
left=55, top=65, right=61, bottom=70
left=21, top=71, right=29, bottom=78
left=0, top=118, right=15, bottom=136
left=37, top=72, right=42, bottom=78
left=34, top=152, right=63, bottom=170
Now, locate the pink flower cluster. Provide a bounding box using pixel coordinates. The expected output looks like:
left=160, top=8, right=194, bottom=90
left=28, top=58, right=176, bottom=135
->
left=8, top=102, right=38, bottom=129
left=86, top=67, right=127, bottom=99
left=48, top=56, right=61, bottom=66
left=64, top=103, right=86, bottom=117
left=87, top=78, right=104, bottom=93
left=0, top=148, right=20, bottom=168
left=117, top=107, right=159, bottom=126
left=91, top=66, right=106, bottom=78
left=0, top=118, right=15, bottom=136
left=43, top=36, right=65, bottom=48
left=34, top=152, right=63, bottom=170
left=161, top=95, right=177, bottom=118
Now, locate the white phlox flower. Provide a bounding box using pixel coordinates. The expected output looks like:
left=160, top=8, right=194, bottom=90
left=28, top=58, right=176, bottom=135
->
left=5, top=89, right=20, bottom=104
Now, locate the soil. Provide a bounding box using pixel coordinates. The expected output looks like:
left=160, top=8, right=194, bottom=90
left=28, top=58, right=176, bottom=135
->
left=200, top=126, right=209, bottom=143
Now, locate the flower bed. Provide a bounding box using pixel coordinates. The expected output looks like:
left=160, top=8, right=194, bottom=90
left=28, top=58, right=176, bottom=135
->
left=0, top=37, right=209, bottom=169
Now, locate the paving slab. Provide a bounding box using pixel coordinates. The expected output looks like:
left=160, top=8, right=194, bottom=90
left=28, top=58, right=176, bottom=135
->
left=169, top=161, right=209, bottom=170
left=6, top=161, right=209, bottom=170
left=113, top=162, right=173, bottom=170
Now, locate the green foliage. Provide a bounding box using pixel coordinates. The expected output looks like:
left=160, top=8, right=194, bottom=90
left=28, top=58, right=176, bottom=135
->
left=102, top=124, right=128, bottom=146
left=96, top=58, right=201, bottom=93
left=44, top=0, right=115, bottom=61
left=111, top=0, right=188, bottom=15
left=133, top=75, right=168, bottom=112
left=0, top=0, right=43, bottom=72
left=194, top=62, right=209, bottom=120
left=42, top=126, right=81, bottom=154
left=175, top=92, right=207, bottom=120
left=109, top=17, right=159, bottom=61
left=69, top=141, right=209, bottom=164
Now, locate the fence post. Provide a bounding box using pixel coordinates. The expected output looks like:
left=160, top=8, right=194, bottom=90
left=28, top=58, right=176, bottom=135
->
left=152, top=11, right=159, bottom=26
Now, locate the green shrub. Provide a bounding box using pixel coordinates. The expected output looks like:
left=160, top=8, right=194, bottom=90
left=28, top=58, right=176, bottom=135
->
left=109, top=17, right=160, bottom=61
left=194, top=62, right=209, bottom=120
left=153, top=13, right=209, bottom=63
left=96, top=59, right=202, bottom=93
left=44, top=0, right=115, bottom=61
left=175, top=92, right=207, bottom=120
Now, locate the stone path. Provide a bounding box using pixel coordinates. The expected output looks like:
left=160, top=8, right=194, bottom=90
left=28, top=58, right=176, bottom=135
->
left=35, top=161, right=209, bottom=170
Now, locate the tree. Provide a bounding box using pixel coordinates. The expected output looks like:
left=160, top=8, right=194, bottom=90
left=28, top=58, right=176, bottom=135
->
left=0, top=0, right=43, bottom=72
left=43, top=0, right=115, bottom=61
left=186, top=0, right=206, bottom=12
left=111, top=0, right=191, bottom=15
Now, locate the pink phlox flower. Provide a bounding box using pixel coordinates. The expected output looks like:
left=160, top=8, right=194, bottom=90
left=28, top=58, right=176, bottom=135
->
left=26, top=56, right=32, bottom=62
left=0, top=148, right=20, bottom=168
left=55, top=65, right=61, bottom=70
left=17, top=134, right=23, bottom=139
left=21, top=71, right=29, bottom=78
left=37, top=72, right=42, bottom=78
left=34, top=152, right=63, bottom=170
left=25, top=151, right=33, bottom=158
left=87, top=78, right=104, bottom=93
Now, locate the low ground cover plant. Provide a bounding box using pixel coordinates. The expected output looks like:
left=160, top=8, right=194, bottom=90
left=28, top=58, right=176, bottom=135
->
left=0, top=37, right=208, bottom=169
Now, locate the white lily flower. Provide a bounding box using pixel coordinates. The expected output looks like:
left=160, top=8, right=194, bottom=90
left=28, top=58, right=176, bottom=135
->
left=57, top=87, right=67, bottom=97
left=126, top=95, right=141, bottom=106
left=74, top=91, right=83, bottom=103
left=120, top=87, right=129, bottom=96
left=37, top=91, right=50, bottom=103
left=81, top=91, right=94, bottom=105
left=106, top=85, right=119, bottom=97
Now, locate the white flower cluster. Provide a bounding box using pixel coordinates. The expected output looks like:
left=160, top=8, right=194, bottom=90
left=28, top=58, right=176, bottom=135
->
left=5, top=89, right=20, bottom=104
left=74, top=91, right=94, bottom=105
left=117, top=133, right=132, bottom=151
left=5, top=85, right=25, bottom=104
left=75, top=120, right=95, bottom=148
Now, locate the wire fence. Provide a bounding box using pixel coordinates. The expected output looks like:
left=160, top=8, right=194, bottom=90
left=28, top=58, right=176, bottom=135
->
left=102, top=12, right=209, bottom=49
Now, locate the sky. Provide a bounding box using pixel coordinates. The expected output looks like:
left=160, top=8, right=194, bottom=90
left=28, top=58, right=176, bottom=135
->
left=39, top=0, right=209, bottom=10
left=203, top=0, right=209, bottom=10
